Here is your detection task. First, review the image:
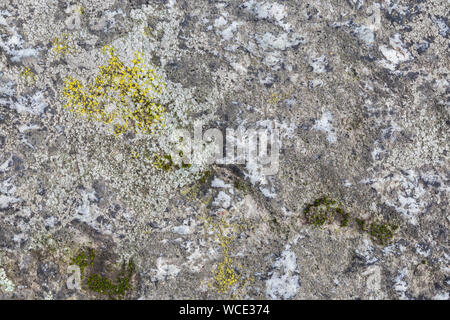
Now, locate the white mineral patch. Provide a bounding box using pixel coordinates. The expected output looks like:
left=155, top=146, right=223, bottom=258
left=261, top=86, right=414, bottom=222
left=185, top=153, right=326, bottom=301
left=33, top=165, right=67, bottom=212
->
left=260, top=185, right=276, bottom=198
left=383, top=0, right=408, bottom=15
left=151, top=257, right=181, bottom=281
left=212, top=191, right=231, bottom=209
left=240, top=195, right=259, bottom=219
left=213, top=15, right=240, bottom=41
left=185, top=247, right=204, bottom=272
left=44, top=216, right=56, bottom=228
left=220, top=22, right=240, bottom=41
left=308, top=79, right=323, bottom=89
left=371, top=170, right=426, bottom=225
left=355, top=25, right=375, bottom=45
left=394, top=268, right=409, bottom=300
left=265, top=245, right=300, bottom=300
left=255, top=32, right=304, bottom=51
left=0, top=195, right=20, bottom=209
left=243, top=0, right=287, bottom=21
left=231, top=62, right=247, bottom=74
left=309, top=55, right=328, bottom=73
left=281, top=206, right=294, bottom=217
left=434, top=17, right=449, bottom=37
left=313, top=110, right=337, bottom=143
left=167, top=0, right=177, bottom=9
left=0, top=268, right=15, bottom=293
left=433, top=292, right=449, bottom=300
left=243, top=0, right=290, bottom=30
left=172, top=225, right=192, bottom=235
left=415, top=244, right=431, bottom=257
left=18, top=124, right=40, bottom=133
left=211, top=177, right=231, bottom=188
left=0, top=178, right=20, bottom=209
left=0, top=155, right=12, bottom=173
left=0, top=11, right=40, bottom=62
left=379, top=33, right=412, bottom=70
left=214, top=16, right=227, bottom=28
left=73, top=189, right=112, bottom=234
left=356, top=239, right=378, bottom=264
left=362, top=265, right=382, bottom=298
left=382, top=244, right=399, bottom=256
left=348, top=0, right=364, bottom=10
left=371, top=144, right=384, bottom=161
left=0, top=81, right=48, bottom=116
left=65, top=5, right=82, bottom=29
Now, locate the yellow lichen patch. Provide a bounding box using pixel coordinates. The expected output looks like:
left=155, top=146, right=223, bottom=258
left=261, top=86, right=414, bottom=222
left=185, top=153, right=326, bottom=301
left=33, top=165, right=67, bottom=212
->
left=126, top=147, right=192, bottom=171
left=52, top=33, right=72, bottom=57
left=20, top=67, right=36, bottom=85
left=202, top=216, right=249, bottom=297
left=266, top=89, right=293, bottom=105
left=62, top=45, right=166, bottom=136
left=143, top=27, right=153, bottom=38
left=213, top=256, right=240, bottom=294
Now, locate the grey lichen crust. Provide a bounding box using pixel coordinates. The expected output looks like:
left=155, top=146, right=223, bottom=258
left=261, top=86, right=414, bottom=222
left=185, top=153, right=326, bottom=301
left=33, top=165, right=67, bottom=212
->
left=0, top=0, right=448, bottom=300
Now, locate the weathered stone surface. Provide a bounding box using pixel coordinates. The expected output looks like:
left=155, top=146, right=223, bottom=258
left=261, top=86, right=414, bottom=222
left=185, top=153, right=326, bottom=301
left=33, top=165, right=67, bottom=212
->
left=0, top=0, right=448, bottom=300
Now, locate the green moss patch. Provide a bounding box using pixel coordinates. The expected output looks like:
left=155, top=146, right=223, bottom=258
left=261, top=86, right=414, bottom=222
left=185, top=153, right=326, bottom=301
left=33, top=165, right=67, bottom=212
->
left=304, top=196, right=399, bottom=245
left=71, top=249, right=136, bottom=300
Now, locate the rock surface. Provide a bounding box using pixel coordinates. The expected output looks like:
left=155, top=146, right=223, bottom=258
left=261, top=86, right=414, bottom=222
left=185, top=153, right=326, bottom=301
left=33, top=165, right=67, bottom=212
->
left=0, top=0, right=448, bottom=299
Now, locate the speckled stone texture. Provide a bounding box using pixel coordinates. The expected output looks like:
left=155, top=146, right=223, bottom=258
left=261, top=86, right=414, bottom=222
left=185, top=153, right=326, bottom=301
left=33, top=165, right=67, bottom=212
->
left=0, top=0, right=449, bottom=300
